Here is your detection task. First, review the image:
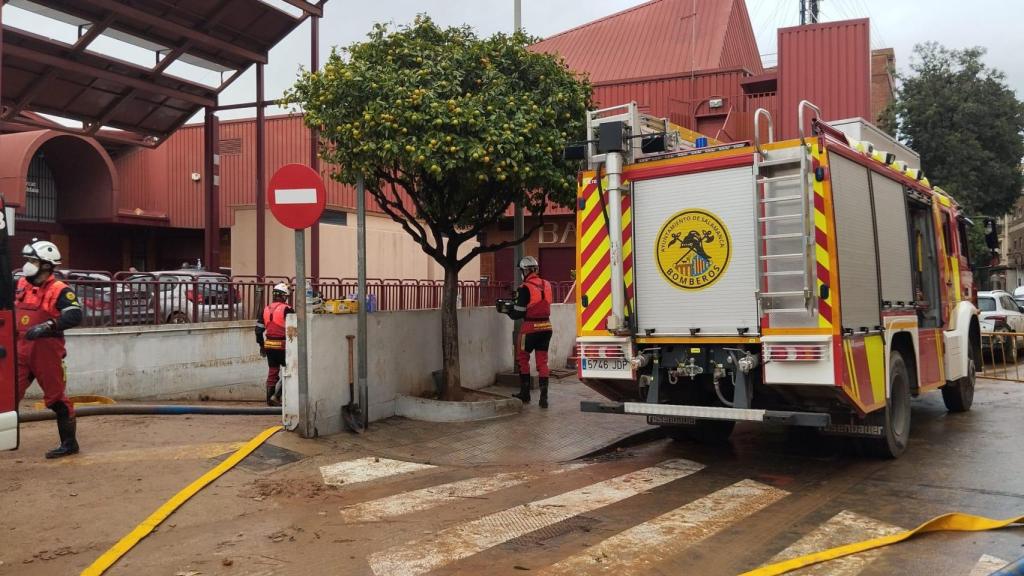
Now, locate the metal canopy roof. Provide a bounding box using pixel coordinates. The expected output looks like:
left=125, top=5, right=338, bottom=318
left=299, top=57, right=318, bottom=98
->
left=1, top=0, right=323, bottom=146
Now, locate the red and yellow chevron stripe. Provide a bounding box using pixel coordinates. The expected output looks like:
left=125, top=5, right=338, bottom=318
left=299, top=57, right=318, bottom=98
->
left=810, top=143, right=834, bottom=330
left=576, top=173, right=635, bottom=335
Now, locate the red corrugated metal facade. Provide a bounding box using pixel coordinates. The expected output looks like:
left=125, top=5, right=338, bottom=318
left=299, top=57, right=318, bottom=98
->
left=777, top=19, right=872, bottom=139
left=593, top=68, right=755, bottom=142
left=530, top=0, right=762, bottom=84
left=114, top=114, right=387, bottom=229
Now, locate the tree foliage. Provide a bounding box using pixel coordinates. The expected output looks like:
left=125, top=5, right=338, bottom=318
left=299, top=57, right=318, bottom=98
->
left=284, top=16, right=591, bottom=398
left=285, top=16, right=590, bottom=270
left=887, top=43, right=1024, bottom=219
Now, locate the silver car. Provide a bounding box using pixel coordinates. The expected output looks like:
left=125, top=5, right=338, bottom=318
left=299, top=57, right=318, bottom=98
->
left=127, top=270, right=244, bottom=324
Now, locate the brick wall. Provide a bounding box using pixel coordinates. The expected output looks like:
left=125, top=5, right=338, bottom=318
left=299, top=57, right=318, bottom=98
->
left=871, top=48, right=896, bottom=124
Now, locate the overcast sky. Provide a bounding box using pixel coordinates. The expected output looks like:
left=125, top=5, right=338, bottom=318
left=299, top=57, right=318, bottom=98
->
left=6, top=0, right=1023, bottom=121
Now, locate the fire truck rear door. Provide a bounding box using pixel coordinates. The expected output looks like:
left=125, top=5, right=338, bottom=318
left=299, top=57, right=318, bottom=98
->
left=633, top=166, right=758, bottom=336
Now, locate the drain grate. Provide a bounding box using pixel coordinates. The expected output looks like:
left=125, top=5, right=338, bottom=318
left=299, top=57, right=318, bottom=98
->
left=213, top=443, right=305, bottom=473
left=505, top=515, right=601, bottom=548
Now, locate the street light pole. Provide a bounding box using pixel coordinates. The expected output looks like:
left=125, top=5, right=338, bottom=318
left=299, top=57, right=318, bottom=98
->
left=512, top=0, right=525, bottom=373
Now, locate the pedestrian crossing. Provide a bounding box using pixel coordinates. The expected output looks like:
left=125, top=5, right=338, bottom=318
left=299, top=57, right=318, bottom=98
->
left=764, top=510, right=902, bottom=576
left=311, top=454, right=1005, bottom=576
left=970, top=555, right=1009, bottom=576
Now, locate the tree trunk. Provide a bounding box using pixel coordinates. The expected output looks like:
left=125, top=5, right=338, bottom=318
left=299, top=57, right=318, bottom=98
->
left=440, top=264, right=463, bottom=401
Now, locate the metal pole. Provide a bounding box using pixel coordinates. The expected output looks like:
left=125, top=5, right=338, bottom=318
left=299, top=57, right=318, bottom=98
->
left=512, top=0, right=524, bottom=370
left=357, top=174, right=368, bottom=428
left=256, top=63, right=266, bottom=281
left=203, top=108, right=220, bottom=271
left=606, top=152, right=626, bottom=331
left=309, top=13, right=321, bottom=283
left=294, top=230, right=310, bottom=437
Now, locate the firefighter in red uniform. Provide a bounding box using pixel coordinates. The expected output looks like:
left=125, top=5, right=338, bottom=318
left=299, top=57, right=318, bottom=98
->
left=256, top=283, right=293, bottom=406
left=16, top=240, right=83, bottom=458
left=508, top=256, right=553, bottom=408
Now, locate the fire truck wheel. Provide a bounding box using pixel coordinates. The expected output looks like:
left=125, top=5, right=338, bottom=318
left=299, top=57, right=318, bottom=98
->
left=866, top=350, right=911, bottom=459
left=942, top=342, right=975, bottom=413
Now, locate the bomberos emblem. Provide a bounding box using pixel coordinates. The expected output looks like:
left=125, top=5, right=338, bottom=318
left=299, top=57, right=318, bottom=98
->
left=655, top=208, right=731, bottom=291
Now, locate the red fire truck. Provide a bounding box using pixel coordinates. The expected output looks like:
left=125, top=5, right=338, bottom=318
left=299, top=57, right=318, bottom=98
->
left=0, top=196, right=19, bottom=451
left=574, top=101, right=979, bottom=458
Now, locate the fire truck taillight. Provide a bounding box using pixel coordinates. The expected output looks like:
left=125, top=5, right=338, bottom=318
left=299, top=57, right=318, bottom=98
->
left=576, top=343, right=627, bottom=360
left=765, top=344, right=828, bottom=362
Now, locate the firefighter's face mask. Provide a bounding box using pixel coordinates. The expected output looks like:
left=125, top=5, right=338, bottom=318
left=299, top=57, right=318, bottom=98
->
left=22, top=259, right=40, bottom=279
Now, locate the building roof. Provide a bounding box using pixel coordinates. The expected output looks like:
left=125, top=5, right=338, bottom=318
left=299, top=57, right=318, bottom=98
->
left=531, top=0, right=762, bottom=84
left=1, top=0, right=322, bottom=146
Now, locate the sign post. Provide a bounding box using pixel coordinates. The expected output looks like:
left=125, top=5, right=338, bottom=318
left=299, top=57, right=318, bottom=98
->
left=268, top=164, right=326, bottom=438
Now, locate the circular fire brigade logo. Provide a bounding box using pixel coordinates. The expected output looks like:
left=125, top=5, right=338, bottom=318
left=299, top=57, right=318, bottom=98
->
left=655, top=208, right=731, bottom=291
left=20, top=315, right=30, bottom=326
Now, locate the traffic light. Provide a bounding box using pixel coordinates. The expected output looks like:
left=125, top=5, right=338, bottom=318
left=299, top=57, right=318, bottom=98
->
left=984, top=217, right=999, bottom=250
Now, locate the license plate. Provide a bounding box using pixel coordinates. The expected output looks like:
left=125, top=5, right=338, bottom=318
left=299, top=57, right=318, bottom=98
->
left=580, top=357, right=632, bottom=379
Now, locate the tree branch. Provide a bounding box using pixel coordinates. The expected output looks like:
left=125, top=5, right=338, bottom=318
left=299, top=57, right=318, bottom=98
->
left=457, top=210, right=547, bottom=267
left=368, top=172, right=443, bottom=261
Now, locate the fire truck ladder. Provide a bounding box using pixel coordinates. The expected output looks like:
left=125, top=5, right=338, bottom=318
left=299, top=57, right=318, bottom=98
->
left=752, top=105, right=817, bottom=316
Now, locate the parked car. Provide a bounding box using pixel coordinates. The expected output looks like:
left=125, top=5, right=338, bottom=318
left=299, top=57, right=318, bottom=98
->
left=13, top=269, right=154, bottom=327
left=126, top=270, right=244, bottom=324
left=1014, top=286, right=1024, bottom=309
left=978, top=290, right=1024, bottom=362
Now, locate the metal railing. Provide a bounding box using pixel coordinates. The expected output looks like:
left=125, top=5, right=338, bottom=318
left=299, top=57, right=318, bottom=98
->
left=980, top=330, right=1024, bottom=382
left=55, top=274, right=577, bottom=328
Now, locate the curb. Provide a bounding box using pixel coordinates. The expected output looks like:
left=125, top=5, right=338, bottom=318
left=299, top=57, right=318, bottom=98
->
left=395, top=394, right=523, bottom=422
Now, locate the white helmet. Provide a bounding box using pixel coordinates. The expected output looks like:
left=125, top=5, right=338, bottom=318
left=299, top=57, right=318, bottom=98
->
left=22, top=239, right=61, bottom=265
left=519, top=255, right=539, bottom=270
left=272, top=282, right=290, bottom=296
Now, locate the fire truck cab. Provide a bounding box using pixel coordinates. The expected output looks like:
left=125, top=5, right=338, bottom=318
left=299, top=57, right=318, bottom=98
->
left=574, top=101, right=979, bottom=458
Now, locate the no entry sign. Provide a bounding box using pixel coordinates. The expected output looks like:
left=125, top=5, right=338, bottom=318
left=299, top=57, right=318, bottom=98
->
left=268, top=163, right=327, bottom=230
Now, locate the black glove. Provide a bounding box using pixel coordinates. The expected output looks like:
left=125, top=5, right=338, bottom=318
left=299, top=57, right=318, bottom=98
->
left=25, top=320, right=55, bottom=341
left=259, top=346, right=267, bottom=357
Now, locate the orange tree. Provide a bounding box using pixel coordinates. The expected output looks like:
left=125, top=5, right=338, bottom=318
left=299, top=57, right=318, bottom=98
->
left=285, top=17, right=590, bottom=400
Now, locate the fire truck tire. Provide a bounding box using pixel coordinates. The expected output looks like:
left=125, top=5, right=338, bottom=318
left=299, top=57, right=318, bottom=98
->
left=942, top=341, right=975, bottom=413
left=866, top=350, right=911, bottom=459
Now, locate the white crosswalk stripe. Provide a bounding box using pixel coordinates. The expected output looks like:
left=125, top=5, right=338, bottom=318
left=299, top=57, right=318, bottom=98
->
left=341, top=471, right=533, bottom=522
left=340, top=463, right=593, bottom=523
left=767, top=510, right=902, bottom=576
left=367, top=458, right=704, bottom=576
left=537, top=478, right=789, bottom=575
left=319, top=457, right=435, bottom=488
left=970, top=554, right=1009, bottom=576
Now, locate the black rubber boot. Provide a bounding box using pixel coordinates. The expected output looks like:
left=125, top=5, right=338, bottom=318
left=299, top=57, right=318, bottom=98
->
left=267, top=388, right=281, bottom=407
left=513, top=374, right=531, bottom=404
left=46, top=406, right=79, bottom=459
left=539, top=378, right=549, bottom=409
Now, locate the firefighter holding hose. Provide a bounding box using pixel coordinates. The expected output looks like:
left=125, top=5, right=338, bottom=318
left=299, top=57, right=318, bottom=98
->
left=504, top=256, right=553, bottom=409
left=16, top=240, right=83, bottom=458
left=256, top=283, right=293, bottom=406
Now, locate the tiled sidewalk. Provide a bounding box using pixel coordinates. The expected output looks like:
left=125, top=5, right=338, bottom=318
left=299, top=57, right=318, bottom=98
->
left=317, top=378, right=653, bottom=465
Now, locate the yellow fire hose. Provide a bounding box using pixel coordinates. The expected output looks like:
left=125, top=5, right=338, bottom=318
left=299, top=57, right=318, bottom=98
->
left=81, top=425, right=283, bottom=576
left=741, top=512, right=1024, bottom=576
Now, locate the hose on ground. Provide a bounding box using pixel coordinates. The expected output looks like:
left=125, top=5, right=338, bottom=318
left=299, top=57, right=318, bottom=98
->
left=19, top=404, right=281, bottom=422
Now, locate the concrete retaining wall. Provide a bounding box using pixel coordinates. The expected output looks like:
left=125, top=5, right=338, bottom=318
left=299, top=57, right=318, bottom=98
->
left=32, top=321, right=266, bottom=402
left=287, top=304, right=576, bottom=436
left=26, top=305, right=576, bottom=432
